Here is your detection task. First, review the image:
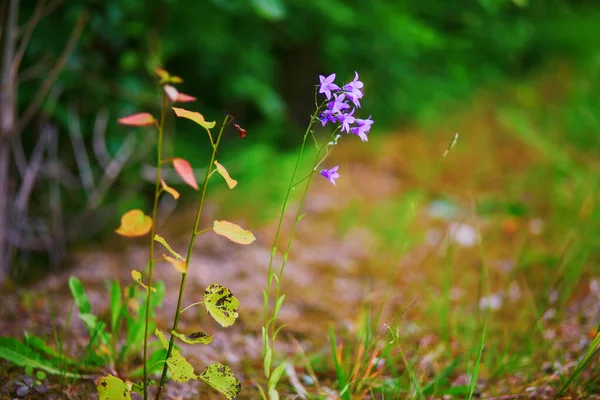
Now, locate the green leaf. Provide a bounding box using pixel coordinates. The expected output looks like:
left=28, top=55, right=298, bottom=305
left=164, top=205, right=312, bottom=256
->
left=250, top=0, right=286, bottom=20
left=130, top=379, right=157, bottom=395
left=199, top=363, right=242, bottom=400
left=97, top=375, right=132, bottom=400
left=155, top=329, right=198, bottom=382
left=268, top=362, right=287, bottom=393
left=110, top=280, right=122, bottom=333
left=171, top=330, right=212, bottom=345
left=273, top=295, right=285, bottom=317
left=68, top=276, right=92, bottom=314
left=154, top=234, right=185, bottom=261
left=0, top=337, right=81, bottom=378
left=204, top=284, right=239, bottom=327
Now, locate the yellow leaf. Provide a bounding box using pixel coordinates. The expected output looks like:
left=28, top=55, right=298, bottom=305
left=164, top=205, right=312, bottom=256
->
left=164, top=255, right=187, bottom=274
left=213, top=220, right=256, bottom=245
left=161, top=179, right=180, bottom=200
left=214, top=161, right=238, bottom=189
left=131, top=270, right=157, bottom=293
left=154, top=234, right=185, bottom=260
left=115, top=209, right=152, bottom=237
left=172, top=107, right=216, bottom=130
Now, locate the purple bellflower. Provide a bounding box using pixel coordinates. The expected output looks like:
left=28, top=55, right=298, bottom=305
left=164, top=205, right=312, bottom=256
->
left=316, top=72, right=372, bottom=185
left=350, top=116, right=373, bottom=142
left=343, top=72, right=364, bottom=107
left=320, top=166, right=340, bottom=186
left=319, top=74, right=340, bottom=100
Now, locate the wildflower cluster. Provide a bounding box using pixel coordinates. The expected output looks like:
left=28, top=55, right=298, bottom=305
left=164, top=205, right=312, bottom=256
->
left=317, top=72, right=373, bottom=185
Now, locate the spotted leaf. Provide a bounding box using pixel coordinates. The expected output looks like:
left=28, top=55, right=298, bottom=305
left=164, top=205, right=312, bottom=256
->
left=204, top=284, right=239, bottom=327
left=171, top=330, right=212, bottom=345
left=199, top=363, right=241, bottom=400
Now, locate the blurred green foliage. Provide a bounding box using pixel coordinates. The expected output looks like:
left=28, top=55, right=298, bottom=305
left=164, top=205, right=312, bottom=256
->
left=17, top=0, right=600, bottom=148
left=10, top=0, right=600, bottom=275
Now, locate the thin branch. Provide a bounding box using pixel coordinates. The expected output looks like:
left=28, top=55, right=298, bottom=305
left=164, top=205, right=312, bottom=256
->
left=86, top=133, right=136, bottom=210
left=67, top=101, right=95, bottom=193
left=11, top=0, right=46, bottom=74
left=92, top=108, right=111, bottom=168
left=16, top=10, right=88, bottom=135
left=12, top=84, right=63, bottom=178
left=48, top=121, right=66, bottom=264
left=17, top=54, right=52, bottom=83
left=14, top=123, right=51, bottom=212
left=16, top=0, right=63, bottom=37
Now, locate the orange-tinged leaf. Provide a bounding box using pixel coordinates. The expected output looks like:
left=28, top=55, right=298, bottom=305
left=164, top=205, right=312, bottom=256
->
left=164, top=85, right=196, bottom=103
left=118, top=113, right=156, bottom=126
left=172, top=107, right=216, bottom=130
left=115, top=209, right=152, bottom=237
left=213, top=220, right=255, bottom=245
left=172, top=158, right=199, bottom=190
left=214, top=161, right=237, bottom=189
left=155, top=67, right=170, bottom=80
left=164, top=255, right=187, bottom=274
left=175, top=92, right=196, bottom=102
left=166, top=86, right=196, bottom=103
left=161, top=179, right=180, bottom=200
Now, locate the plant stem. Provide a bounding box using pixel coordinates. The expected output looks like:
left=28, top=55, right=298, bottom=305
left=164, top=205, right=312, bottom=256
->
left=262, top=113, right=322, bottom=373
left=143, top=95, right=167, bottom=400
left=155, top=116, right=230, bottom=400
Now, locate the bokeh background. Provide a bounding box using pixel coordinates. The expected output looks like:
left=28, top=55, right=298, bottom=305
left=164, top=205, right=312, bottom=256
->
left=5, top=0, right=600, bottom=281
left=2, top=0, right=600, bottom=397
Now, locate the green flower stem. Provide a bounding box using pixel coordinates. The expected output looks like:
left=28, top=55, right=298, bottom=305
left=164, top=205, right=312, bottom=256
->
left=155, top=116, right=230, bottom=400
left=262, top=112, right=325, bottom=375
left=143, top=94, right=168, bottom=400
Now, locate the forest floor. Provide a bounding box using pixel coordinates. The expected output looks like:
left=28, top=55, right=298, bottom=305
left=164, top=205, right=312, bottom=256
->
left=2, top=63, right=600, bottom=399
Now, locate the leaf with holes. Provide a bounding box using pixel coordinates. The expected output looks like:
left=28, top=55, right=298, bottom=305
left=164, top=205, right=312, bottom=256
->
left=118, top=113, right=156, bottom=126
left=214, top=161, right=238, bottom=189
left=97, top=375, right=131, bottom=400
left=204, top=284, right=239, bottom=327
left=171, top=330, right=212, bottom=345
left=161, top=179, right=180, bottom=200
left=115, top=209, right=152, bottom=237
left=213, top=220, right=255, bottom=245
left=200, top=363, right=241, bottom=400
left=155, top=329, right=198, bottom=382
left=172, top=107, right=216, bottom=130
left=172, top=158, right=199, bottom=190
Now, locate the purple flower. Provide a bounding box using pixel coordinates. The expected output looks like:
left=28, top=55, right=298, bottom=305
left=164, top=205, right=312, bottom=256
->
left=320, top=166, right=340, bottom=186
left=343, top=72, right=364, bottom=107
left=328, top=93, right=351, bottom=115
left=319, top=109, right=337, bottom=126
left=319, top=74, right=340, bottom=100
left=338, top=110, right=356, bottom=133
left=350, top=116, right=373, bottom=142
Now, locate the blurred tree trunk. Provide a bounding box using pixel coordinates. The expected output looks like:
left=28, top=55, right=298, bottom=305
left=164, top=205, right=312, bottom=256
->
left=0, top=0, right=19, bottom=283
